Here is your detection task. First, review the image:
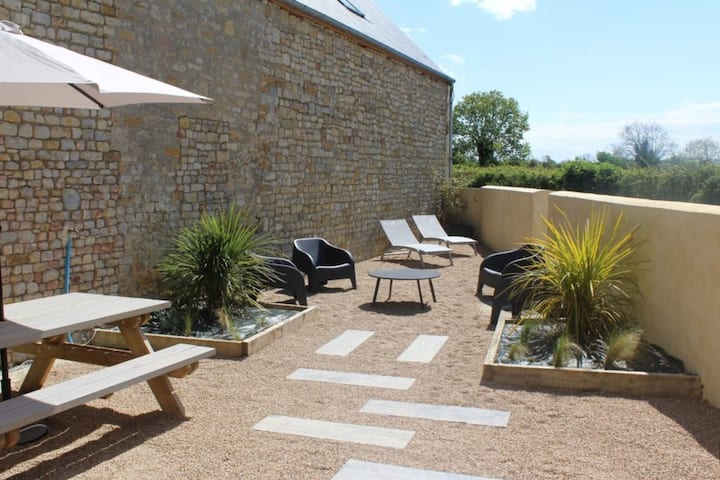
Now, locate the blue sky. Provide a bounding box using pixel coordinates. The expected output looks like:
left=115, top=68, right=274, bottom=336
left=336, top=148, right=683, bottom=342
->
left=373, top=0, right=720, bottom=161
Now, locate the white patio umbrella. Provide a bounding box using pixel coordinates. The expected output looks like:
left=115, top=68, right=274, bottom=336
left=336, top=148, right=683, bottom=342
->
left=0, top=20, right=212, bottom=409
left=0, top=20, right=211, bottom=108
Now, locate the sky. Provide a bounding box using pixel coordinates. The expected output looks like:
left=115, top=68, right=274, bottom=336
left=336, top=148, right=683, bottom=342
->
left=372, top=0, right=720, bottom=161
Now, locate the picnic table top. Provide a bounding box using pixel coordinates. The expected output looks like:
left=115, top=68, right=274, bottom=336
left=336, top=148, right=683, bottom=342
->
left=0, top=293, right=170, bottom=350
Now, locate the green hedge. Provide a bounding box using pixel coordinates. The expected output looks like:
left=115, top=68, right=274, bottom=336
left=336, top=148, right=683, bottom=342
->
left=461, top=164, right=561, bottom=190
left=454, top=161, right=720, bottom=205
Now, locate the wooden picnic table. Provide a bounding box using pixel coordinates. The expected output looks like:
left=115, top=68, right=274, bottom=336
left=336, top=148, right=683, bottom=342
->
left=0, top=292, right=215, bottom=448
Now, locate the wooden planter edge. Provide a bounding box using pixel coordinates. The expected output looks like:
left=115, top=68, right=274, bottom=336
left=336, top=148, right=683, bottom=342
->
left=482, top=316, right=703, bottom=399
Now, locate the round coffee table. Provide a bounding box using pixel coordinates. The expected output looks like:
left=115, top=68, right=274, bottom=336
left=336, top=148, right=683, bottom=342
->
left=368, top=268, right=441, bottom=310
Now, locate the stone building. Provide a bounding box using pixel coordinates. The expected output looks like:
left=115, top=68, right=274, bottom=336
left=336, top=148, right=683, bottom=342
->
left=0, top=0, right=453, bottom=301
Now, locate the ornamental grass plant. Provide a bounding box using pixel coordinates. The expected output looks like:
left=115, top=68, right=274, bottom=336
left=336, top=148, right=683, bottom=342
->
left=510, top=207, right=645, bottom=368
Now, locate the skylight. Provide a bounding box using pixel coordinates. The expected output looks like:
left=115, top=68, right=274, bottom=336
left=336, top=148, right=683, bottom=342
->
left=337, top=0, right=365, bottom=18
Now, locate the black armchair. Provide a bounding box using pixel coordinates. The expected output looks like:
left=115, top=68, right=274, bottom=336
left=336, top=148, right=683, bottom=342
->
left=477, top=244, right=541, bottom=326
left=256, top=255, right=308, bottom=306
left=488, top=255, right=536, bottom=325
left=292, top=238, right=357, bottom=293
left=477, top=244, right=537, bottom=297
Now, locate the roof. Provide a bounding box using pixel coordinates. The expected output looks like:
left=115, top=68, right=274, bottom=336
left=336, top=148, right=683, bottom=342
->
left=277, top=0, right=454, bottom=84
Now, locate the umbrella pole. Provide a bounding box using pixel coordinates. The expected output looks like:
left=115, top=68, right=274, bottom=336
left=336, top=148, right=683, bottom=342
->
left=0, top=228, right=10, bottom=401
left=0, top=349, right=9, bottom=401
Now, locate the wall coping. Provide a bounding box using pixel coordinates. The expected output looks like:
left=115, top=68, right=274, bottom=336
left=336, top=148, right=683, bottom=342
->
left=550, top=190, right=720, bottom=214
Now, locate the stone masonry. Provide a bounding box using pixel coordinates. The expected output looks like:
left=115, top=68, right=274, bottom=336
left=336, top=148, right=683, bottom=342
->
left=0, top=0, right=452, bottom=301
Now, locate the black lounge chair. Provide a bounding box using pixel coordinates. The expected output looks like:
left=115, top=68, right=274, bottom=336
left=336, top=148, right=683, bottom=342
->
left=257, top=255, right=308, bottom=306
left=488, top=256, right=537, bottom=325
left=477, top=244, right=540, bottom=325
left=292, top=237, right=357, bottom=293
left=477, top=244, right=537, bottom=297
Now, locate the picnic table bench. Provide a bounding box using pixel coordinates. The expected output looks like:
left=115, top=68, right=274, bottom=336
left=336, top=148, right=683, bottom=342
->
left=0, top=293, right=215, bottom=448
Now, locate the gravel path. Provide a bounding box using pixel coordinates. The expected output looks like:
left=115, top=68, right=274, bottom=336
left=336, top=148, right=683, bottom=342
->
left=2, top=249, right=719, bottom=479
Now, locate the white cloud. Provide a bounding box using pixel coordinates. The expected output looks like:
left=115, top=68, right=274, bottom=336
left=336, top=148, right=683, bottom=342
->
left=450, top=0, right=536, bottom=20
left=442, top=53, right=466, bottom=65
left=659, top=102, right=720, bottom=128
left=658, top=102, right=720, bottom=150
left=527, top=116, right=621, bottom=161
left=527, top=101, right=720, bottom=160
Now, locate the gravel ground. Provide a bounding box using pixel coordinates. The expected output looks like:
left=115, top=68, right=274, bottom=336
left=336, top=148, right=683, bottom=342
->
left=1, top=249, right=719, bottom=479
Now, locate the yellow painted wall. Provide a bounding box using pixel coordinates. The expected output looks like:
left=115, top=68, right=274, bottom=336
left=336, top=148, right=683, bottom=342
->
left=461, top=186, right=550, bottom=251
left=466, top=186, right=720, bottom=407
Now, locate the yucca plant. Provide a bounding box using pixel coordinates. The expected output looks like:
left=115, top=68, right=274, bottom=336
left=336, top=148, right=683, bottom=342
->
left=511, top=207, right=644, bottom=366
left=157, top=206, right=276, bottom=330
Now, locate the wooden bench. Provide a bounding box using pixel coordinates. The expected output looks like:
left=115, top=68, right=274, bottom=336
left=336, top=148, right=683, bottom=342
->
left=0, top=343, right=215, bottom=442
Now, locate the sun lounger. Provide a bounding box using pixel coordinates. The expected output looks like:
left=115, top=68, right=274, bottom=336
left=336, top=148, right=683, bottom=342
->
left=412, top=214, right=477, bottom=255
left=379, top=219, right=453, bottom=266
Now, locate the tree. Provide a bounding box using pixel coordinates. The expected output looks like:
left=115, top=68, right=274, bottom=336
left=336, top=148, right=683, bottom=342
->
left=540, top=155, right=558, bottom=168
left=683, top=137, right=720, bottom=163
left=613, top=122, right=676, bottom=167
left=452, top=90, right=530, bottom=166
left=596, top=150, right=632, bottom=168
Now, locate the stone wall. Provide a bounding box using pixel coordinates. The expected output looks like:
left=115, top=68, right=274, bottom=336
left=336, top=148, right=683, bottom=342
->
left=0, top=1, right=122, bottom=300
left=0, top=0, right=452, bottom=301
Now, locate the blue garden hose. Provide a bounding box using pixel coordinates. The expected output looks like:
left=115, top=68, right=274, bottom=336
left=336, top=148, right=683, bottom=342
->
left=65, top=228, right=77, bottom=342
left=64, top=231, right=73, bottom=294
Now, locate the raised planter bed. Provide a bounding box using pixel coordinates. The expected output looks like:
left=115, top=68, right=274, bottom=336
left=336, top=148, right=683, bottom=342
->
left=482, top=316, right=703, bottom=399
left=91, top=303, right=318, bottom=357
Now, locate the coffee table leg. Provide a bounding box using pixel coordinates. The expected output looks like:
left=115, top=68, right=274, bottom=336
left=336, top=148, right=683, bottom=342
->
left=416, top=279, right=425, bottom=310
left=428, top=279, right=437, bottom=302
left=372, top=278, right=381, bottom=304
left=386, top=279, right=393, bottom=301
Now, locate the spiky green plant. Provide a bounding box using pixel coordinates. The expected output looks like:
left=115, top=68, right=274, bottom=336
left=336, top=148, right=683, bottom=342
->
left=507, top=341, right=529, bottom=361
left=517, top=319, right=566, bottom=363
left=601, top=327, right=643, bottom=369
left=513, top=207, right=643, bottom=359
left=183, top=312, right=193, bottom=337
left=551, top=334, right=583, bottom=367
left=157, top=206, right=276, bottom=328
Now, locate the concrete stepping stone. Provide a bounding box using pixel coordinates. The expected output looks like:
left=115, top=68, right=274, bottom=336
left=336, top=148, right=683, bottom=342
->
left=396, top=334, right=448, bottom=363
left=288, top=368, right=415, bottom=390
left=316, top=329, right=374, bottom=356
left=333, top=459, right=501, bottom=480
left=360, top=399, right=510, bottom=427
left=253, top=415, right=415, bottom=449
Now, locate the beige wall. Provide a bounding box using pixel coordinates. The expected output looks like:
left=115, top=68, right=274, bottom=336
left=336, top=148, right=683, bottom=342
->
left=469, top=186, right=720, bottom=407
left=461, top=186, right=549, bottom=251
